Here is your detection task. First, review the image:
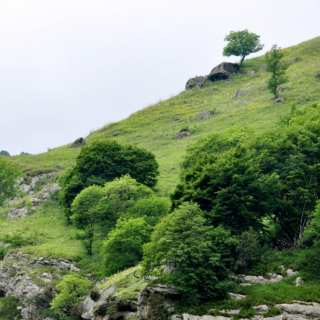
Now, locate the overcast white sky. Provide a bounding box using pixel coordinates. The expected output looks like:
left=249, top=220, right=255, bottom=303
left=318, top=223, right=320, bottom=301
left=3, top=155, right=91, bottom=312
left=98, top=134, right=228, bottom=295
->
left=0, top=0, right=319, bottom=155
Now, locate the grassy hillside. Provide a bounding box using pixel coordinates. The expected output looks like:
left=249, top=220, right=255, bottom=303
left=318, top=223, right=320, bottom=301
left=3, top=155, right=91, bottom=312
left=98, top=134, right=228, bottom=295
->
left=9, top=36, right=320, bottom=197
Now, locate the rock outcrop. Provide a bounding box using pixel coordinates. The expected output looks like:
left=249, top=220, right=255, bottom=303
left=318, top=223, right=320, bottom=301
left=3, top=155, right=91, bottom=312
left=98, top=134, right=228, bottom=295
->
left=247, top=70, right=255, bottom=75
left=199, top=110, right=214, bottom=120
left=175, top=131, right=190, bottom=140
left=186, top=76, right=207, bottom=90
left=70, top=137, right=86, bottom=148
left=19, top=172, right=58, bottom=194
left=7, top=206, right=29, bottom=219
left=207, top=63, right=239, bottom=81
left=235, top=90, right=244, bottom=98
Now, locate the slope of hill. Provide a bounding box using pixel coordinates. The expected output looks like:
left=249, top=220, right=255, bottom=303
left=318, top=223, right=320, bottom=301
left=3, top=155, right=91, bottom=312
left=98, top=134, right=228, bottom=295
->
left=9, top=36, right=320, bottom=197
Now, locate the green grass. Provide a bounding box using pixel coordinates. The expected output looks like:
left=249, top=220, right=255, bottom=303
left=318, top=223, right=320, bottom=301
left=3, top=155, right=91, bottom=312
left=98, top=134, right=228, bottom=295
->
left=9, top=37, right=320, bottom=197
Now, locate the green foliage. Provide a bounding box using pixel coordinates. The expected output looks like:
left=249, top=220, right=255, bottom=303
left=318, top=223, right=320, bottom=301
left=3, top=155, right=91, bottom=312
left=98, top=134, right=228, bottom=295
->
left=0, top=150, right=10, bottom=157
left=223, top=29, right=264, bottom=66
left=0, top=157, right=21, bottom=206
left=90, top=288, right=101, bottom=302
left=60, top=140, right=159, bottom=218
left=265, top=44, right=288, bottom=97
left=102, top=218, right=152, bottom=276
left=296, top=247, right=320, bottom=281
left=124, top=196, right=170, bottom=226
left=172, top=145, right=281, bottom=234
left=234, top=230, right=261, bottom=272
left=0, top=232, right=38, bottom=248
left=71, top=185, right=105, bottom=254
left=0, top=247, right=6, bottom=260
left=146, top=292, right=167, bottom=320
left=143, top=203, right=236, bottom=301
left=0, top=296, right=22, bottom=320
left=263, top=307, right=283, bottom=318
left=50, top=273, right=91, bottom=316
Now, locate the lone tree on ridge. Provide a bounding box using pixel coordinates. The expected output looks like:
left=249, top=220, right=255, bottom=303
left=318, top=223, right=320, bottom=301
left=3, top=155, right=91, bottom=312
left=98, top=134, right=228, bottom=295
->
left=223, top=29, right=264, bottom=68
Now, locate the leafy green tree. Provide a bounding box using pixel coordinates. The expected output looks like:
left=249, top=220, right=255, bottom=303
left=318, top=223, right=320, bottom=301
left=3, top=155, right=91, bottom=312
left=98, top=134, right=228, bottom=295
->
left=172, top=145, right=281, bottom=235
left=123, top=196, right=170, bottom=226
left=70, top=185, right=105, bottom=254
left=0, top=158, right=21, bottom=206
left=223, top=29, right=264, bottom=67
left=60, top=140, right=159, bottom=218
left=96, top=175, right=154, bottom=228
left=50, top=273, right=91, bottom=317
left=0, top=297, right=21, bottom=320
left=143, top=203, right=236, bottom=301
left=101, top=218, right=152, bottom=275
left=265, top=44, right=288, bottom=98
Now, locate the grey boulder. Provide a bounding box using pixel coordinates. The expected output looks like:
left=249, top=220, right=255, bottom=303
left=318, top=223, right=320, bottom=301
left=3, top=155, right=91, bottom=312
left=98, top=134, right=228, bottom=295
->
left=199, top=111, right=214, bottom=120
left=318, top=72, right=320, bottom=78
left=247, top=70, right=255, bottom=75
left=207, top=62, right=239, bottom=81
left=70, top=137, right=86, bottom=148
left=259, top=64, right=265, bottom=71
left=275, top=97, right=285, bottom=103
left=235, top=90, right=244, bottom=98
left=186, top=76, right=207, bottom=90
left=7, top=207, right=29, bottom=219
left=175, top=131, right=190, bottom=140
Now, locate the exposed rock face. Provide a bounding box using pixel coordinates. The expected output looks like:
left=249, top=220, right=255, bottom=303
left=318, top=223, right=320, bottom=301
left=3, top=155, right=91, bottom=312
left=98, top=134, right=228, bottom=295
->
left=247, top=70, right=255, bottom=75
left=235, top=90, right=244, bottom=98
left=81, top=284, right=117, bottom=319
left=186, top=76, right=207, bottom=90
left=0, top=253, right=56, bottom=320
left=27, top=256, right=80, bottom=272
left=229, top=293, right=247, bottom=300
left=253, top=305, right=269, bottom=313
left=259, top=64, right=265, bottom=71
left=207, top=62, right=239, bottom=81
left=275, top=303, right=320, bottom=317
left=175, top=131, right=190, bottom=140
left=19, top=172, right=58, bottom=194
left=199, top=111, right=214, bottom=120
left=70, top=137, right=86, bottom=148
left=7, top=206, right=29, bottom=219
left=138, top=284, right=180, bottom=320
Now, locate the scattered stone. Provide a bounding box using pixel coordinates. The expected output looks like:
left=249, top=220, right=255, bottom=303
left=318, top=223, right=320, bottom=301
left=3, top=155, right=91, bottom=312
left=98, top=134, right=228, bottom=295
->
left=70, top=137, right=86, bottom=148
left=37, top=272, right=53, bottom=283
left=229, top=293, right=247, bottom=300
left=30, top=198, right=43, bottom=206
left=259, top=64, right=266, bottom=71
left=253, top=305, right=269, bottom=313
left=173, top=116, right=180, bottom=121
left=175, top=131, right=190, bottom=140
left=186, top=76, right=207, bottom=90
left=247, top=70, right=255, bottom=75
left=199, top=110, right=214, bottom=120
left=3, top=243, right=11, bottom=248
left=111, top=129, right=119, bottom=134
left=7, top=207, right=29, bottom=219
left=140, top=124, right=146, bottom=127
left=275, top=303, right=320, bottom=317
left=317, top=72, right=320, bottom=78
left=275, top=97, right=284, bottom=103
left=207, top=62, right=239, bottom=81
left=225, top=80, right=233, bottom=84
left=235, top=90, right=244, bottom=98
left=278, top=87, right=284, bottom=92
left=295, top=277, right=303, bottom=286
left=17, top=306, right=23, bottom=311
left=221, top=309, right=240, bottom=314
left=286, top=269, right=299, bottom=277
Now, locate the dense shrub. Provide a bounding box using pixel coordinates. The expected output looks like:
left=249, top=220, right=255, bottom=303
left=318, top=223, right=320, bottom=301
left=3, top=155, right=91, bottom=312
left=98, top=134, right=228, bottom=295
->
left=0, top=296, right=22, bottom=320
left=60, top=140, right=159, bottom=218
left=143, top=203, right=236, bottom=301
left=102, top=218, right=152, bottom=276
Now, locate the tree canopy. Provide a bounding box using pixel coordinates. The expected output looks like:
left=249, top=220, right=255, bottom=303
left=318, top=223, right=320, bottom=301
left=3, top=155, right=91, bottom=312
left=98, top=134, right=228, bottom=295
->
left=223, top=29, right=264, bottom=67
left=60, top=140, right=159, bottom=218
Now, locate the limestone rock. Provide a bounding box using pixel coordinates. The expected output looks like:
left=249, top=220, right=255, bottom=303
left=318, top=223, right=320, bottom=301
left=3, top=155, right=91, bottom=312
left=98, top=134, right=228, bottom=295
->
left=199, top=110, right=214, bottom=120
left=275, top=303, right=320, bottom=317
left=221, top=309, right=240, bottom=314
left=81, top=284, right=117, bottom=319
left=31, top=198, right=43, bottom=206
left=295, top=277, right=303, bottom=286
left=7, top=207, right=28, bottom=219
left=70, top=137, right=86, bottom=148
left=182, top=314, right=230, bottom=320
left=259, top=64, right=265, bottom=71
left=207, top=62, right=239, bottom=81
left=175, top=131, right=190, bottom=140
left=235, top=90, right=244, bottom=98
left=253, top=305, right=269, bottom=313
left=225, top=80, right=233, bottom=84
left=111, top=129, right=119, bottom=134
left=286, top=269, right=299, bottom=277
left=317, top=72, right=320, bottom=78
left=247, top=70, right=255, bottom=75
left=278, top=87, right=284, bottom=92
left=229, top=293, right=246, bottom=300
left=275, top=97, right=284, bottom=103
left=186, top=76, right=207, bottom=90
left=173, top=116, right=180, bottom=121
